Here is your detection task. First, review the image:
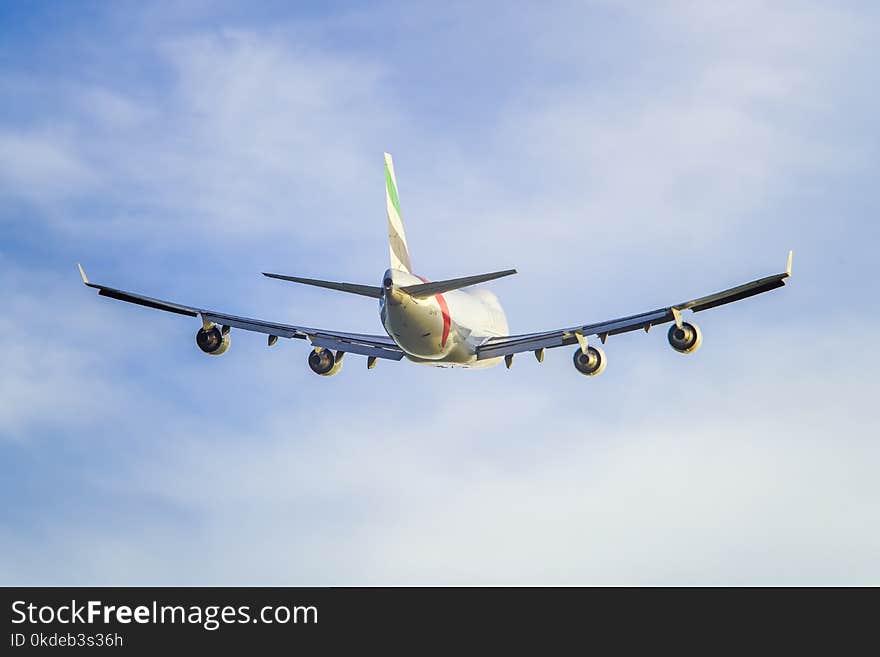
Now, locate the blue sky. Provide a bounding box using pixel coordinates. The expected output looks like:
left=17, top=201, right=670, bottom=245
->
left=1, top=1, right=878, bottom=584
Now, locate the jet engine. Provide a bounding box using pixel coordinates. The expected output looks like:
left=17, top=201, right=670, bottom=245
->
left=308, top=348, right=344, bottom=376
left=667, top=321, right=702, bottom=354
left=573, top=345, right=607, bottom=376
left=196, top=325, right=231, bottom=355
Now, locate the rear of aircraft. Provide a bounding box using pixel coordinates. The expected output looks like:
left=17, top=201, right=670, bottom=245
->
left=381, top=153, right=509, bottom=364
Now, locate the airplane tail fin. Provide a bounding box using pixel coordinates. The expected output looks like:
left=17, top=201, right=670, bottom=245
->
left=385, top=152, right=413, bottom=273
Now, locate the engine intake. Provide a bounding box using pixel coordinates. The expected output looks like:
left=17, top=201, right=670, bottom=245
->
left=308, top=348, right=344, bottom=376
left=196, top=325, right=231, bottom=355
left=667, top=321, right=702, bottom=354
left=573, top=345, right=607, bottom=376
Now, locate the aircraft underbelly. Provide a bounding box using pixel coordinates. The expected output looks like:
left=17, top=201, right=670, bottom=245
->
left=382, top=286, right=507, bottom=368
left=384, top=296, right=448, bottom=359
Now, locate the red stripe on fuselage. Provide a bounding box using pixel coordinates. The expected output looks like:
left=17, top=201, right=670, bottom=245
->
left=417, top=276, right=451, bottom=348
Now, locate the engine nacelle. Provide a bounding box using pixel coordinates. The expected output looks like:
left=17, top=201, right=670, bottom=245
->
left=667, top=321, right=702, bottom=354
left=308, top=348, right=343, bottom=376
left=196, top=325, right=231, bottom=355
left=573, top=345, right=607, bottom=376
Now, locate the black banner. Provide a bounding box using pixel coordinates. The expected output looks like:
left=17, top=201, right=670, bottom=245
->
left=0, top=587, right=868, bottom=652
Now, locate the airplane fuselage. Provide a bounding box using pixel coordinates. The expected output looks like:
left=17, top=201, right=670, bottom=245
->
left=380, top=268, right=508, bottom=367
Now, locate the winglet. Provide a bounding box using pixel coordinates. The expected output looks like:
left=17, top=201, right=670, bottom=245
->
left=77, top=263, right=89, bottom=285
left=785, top=250, right=793, bottom=277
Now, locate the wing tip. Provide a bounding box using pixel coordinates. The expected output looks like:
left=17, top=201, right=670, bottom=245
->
left=785, top=250, right=793, bottom=277
left=77, top=263, right=88, bottom=285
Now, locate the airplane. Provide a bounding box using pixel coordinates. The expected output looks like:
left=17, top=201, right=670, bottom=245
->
left=78, top=152, right=792, bottom=377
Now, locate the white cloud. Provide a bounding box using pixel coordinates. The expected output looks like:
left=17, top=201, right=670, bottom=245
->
left=2, top=318, right=871, bottom=585
left=0, top=130, right=100, bottom=204
left=74, top=87, right=153, bottom=129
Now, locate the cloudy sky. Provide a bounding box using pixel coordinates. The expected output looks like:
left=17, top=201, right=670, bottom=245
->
left=1, top=1, right=877, bottom=585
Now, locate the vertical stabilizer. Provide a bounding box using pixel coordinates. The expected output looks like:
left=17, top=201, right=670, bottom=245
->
left=385, top=152, right=412, bottom=273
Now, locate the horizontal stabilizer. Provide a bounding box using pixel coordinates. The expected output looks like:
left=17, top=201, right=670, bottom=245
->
left=262, top=273, right=382, bottom=298
left=400, top=269, right=517, bottom=298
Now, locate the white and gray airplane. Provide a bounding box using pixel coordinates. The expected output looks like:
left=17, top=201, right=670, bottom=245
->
left=79, top=153, right=792, bottom=377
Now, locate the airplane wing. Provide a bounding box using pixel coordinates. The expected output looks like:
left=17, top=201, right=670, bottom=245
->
left=77, top=265, right=404, bottom=360
left=477, top=252, right=792, bottom=361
